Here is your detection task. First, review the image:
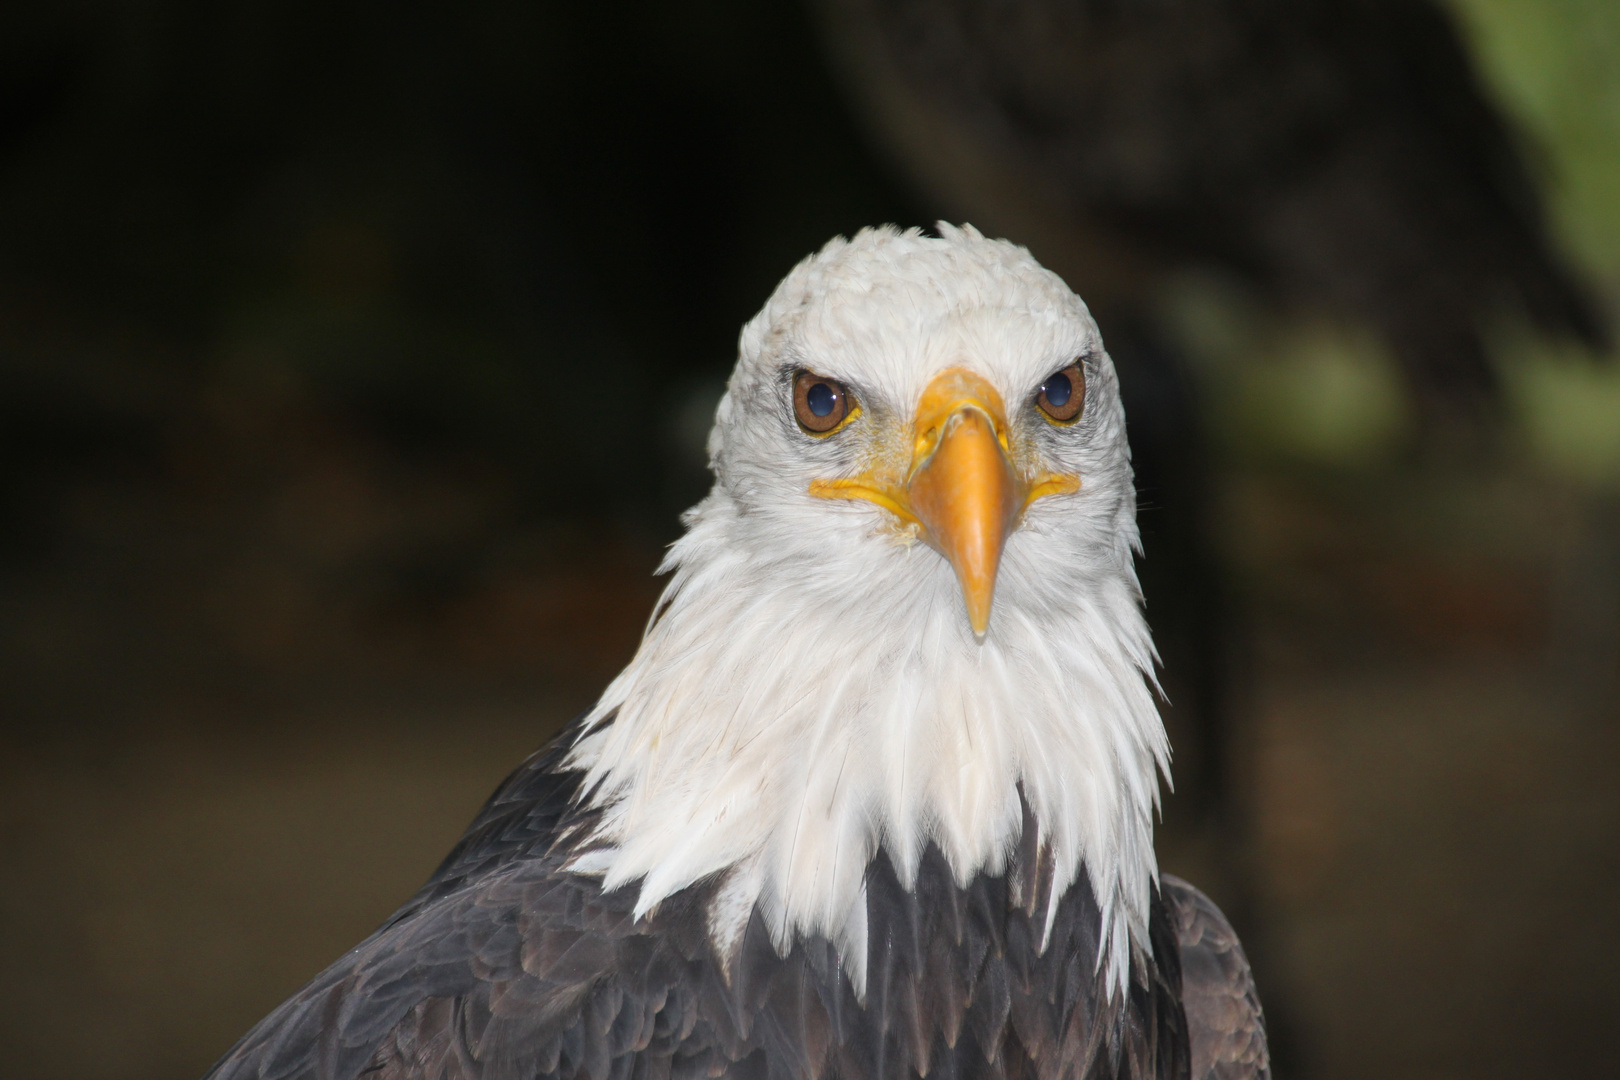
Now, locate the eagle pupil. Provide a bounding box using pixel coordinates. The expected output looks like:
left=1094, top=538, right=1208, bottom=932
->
left=806, top=381, right=836, bottom=417
left=1043, top=372, right=1072, bottom=408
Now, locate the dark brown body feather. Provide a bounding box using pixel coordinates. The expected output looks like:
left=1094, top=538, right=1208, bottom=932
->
left=204, top=723, right=1263, bottom=1080
left=1160, top=878, right=1268, bottom=1080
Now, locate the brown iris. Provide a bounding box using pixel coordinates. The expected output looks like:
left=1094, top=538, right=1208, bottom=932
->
left=793, top=370, right=855, bottom=435
left=1035, top=362, right=1086, bottom=424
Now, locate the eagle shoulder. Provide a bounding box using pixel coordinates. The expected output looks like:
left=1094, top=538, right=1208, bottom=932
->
left=1161, top=875, right=1269, bottom=1080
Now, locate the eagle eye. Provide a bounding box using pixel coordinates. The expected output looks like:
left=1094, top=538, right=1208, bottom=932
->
left=793, top=371, right=856, bottom=435
left=1035, top=363, right=1086, bottom=425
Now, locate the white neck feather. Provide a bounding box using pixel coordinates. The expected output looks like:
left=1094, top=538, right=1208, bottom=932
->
left=564, top=478, right=1168, bottom=998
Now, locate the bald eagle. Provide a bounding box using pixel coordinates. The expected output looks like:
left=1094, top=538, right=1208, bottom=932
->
left=206, top=226, right=1267, bottom=1080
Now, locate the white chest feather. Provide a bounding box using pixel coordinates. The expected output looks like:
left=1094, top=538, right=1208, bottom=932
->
left=564, top=490, right=1168, bottom=999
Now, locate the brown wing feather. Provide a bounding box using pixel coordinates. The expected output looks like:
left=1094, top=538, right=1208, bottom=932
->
left=1160, top=876, right=1268, bottom=1080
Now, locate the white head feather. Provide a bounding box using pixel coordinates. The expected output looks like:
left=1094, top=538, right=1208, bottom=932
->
left=565, top=224, right=1168, bottom=997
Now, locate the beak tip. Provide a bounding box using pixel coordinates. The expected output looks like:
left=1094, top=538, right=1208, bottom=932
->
left=966, top=600, right=992, bottom=638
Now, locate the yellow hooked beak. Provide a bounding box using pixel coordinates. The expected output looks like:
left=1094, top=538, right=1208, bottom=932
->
left=809, top=367, right=1079, bottom=636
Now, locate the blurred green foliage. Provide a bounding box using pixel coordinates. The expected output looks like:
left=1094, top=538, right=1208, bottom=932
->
left=1161, top=276, right=1413, bottom=471
left=1452, top=0, right=1620, bottom=486
left=1451, top=0, right=1620, bottom=286
left=1162, top=0, right=1620, bottom=482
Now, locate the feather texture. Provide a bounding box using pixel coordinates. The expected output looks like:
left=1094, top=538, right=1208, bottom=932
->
left=1161, top=878, right=1268, bottom=1080
left=205, top=730, right=1191, bottom=1080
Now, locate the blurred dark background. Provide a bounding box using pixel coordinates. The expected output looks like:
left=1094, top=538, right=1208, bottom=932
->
left=1, top=2, right=1616, bottom=1078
